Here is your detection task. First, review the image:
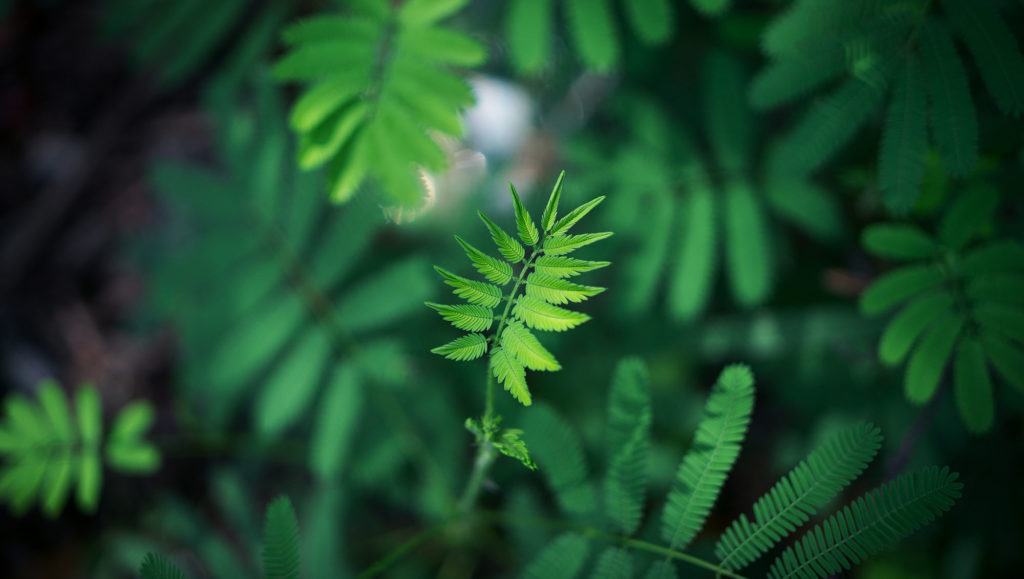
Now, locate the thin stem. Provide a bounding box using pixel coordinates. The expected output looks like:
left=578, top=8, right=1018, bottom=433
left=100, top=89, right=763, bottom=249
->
left=355, top=521, right=450, bottom=579
left=478, top=510, right=747, bottom=579
left=456, top=440, right=497, bottom=515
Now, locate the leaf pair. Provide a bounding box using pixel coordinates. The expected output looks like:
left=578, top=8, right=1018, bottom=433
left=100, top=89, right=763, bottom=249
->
left=429, top=172, right=610, bottom=407
left=520, top=361, right=962, bottom=578
left=274, top=0, right=485, bottom=205
left=0, top=380, right=160, bottom=517
left=758, top=0, right=1024, bottom=214
left=860, top=189, right=1024, bottom=433
left=140, top=495, right=302, bottom=579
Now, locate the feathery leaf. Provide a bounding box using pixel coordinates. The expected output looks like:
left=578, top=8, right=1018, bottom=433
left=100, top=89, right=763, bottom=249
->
left=604, top=358, right=651, bottom=535
left=919, top=20, right=978, bottom=176
left=139, top=553, right=187, bottom=579
left=550, top=196, right=606, bottom=237
left=514, top=295, right=591, bottom=332
left=767, top=467, right=962, bottom=579
left=455, top=236, right=514, bottom=285
left=906, top=311, right=964, bottom=403
left=502, top=320, right=561, bottom=371
left=431, top=333, right=489, bottom=361
left=434, top=266, right=503, bottom=308
left=425, top=302, right=494, bottom=333
left=520, top=533, right=590, bottom=579
left=860, top=265, right=945, bottom=315
left=592, top=547, right=634, bottom=579
left=523, top=405, right=596, bottom=516
left=541, top=171, right=565, bottom=233
left=525, top=273, right=605, bottom=305
left=262, top=496, right=302, bottom=579
left=509, top=183, right=540, bottom=246
left=491, top=347, right=532, bottom=406
left=534, top=256, right=611, bottom=279
left=879, top=293, right=954, bottom=366
left=724, top=181, right=772, bottom=307
left=879, top=56, right=928, bottom=214
left=662, top=365, right=755, bottom=551
left=479, top=212, right=526, bottom=263
left=715, top=423, right=883, bottom=571
left=543, top=232, right=614, bottom=256
left=862, top=224, right=938, bottom=260
left=668, top=185, right=717, bottom=321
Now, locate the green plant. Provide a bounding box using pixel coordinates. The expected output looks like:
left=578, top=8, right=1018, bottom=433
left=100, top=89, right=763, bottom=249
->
left=273, top=0, right=484, bottom=205
left=428, top=172, right=610, bottom=489
left=569, top=54, right=842, bottom=321
left=860, top=187, right=1024, bottom=433
left=139, top=495, right=301, bottom=579
left=0, top=379, right=160, bottom=516
left=755, top=0, right=1024, bottom=212
left=146, top=77, right=433, bottom=449
left=517, top=361, right=961, bottom=579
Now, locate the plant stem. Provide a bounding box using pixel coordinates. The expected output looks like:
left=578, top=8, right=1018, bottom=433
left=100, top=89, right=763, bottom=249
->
left=456, top=438, right=497, bottom=515
left=478, top=510, right=747, bottom=579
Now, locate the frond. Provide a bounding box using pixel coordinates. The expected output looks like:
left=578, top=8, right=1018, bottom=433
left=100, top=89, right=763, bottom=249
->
left=523, top=404, right=596, bottom=517
left=533, top=256, right=611, bottom=279
left=878, top=56, right=928, bottom=214
left=767, top=467, right=962, bottom=579
left=501, top=320, right=561, bottom=371
left=139, top=553, right=187, bottom=579
left=723, top=180, right=773, bottom=307
left=776, top=75, right=889, bottom=176
left=591, top=547, right=634, bottom=579
left=274, top=0, right=484, bottom=204
left=262, top=495, right=302, bottom=579
left=761, top=0, right=862, bottom=57
left=764, top=179, right=844, bottom=242
left=505, top=0, right=553, bottom=74
left=513, top=295, right=591, bottom=332
left=425, top=303, right=495, bottom=333
left=859, top=264, right=945, bottom=315
left=455, top=236, right=514, bottom=285
left=525, top=273, right=605, bottom=305
left=550, top=196, right=606, bottom=237
left=661, top=365, right=755, bottom=551
left=520, top=533, right=590, bottom=579
left=604, top=358, right=651, bottom=536
left=509, top=184, right=540, bottom=246
left=431, top=334, right=489, bottom=361
left=0, top=381, right=159, bottom=517
left=479, top=212, right=526, bottom=263
left=750, top=45, right=847, bottom=109
left=542, top=232, right=614, bottom=256
left=954, top=337, right=994, bottom=433
left=434, top=266, right=503, bottom=308
left=941, top=0, right=1024, bottom=117
left=861, top=224, right=938, bottom=261
left=491, top=347, right=532, bottom=406
left=878, top=293, right=954, bottom=365
left=905, top=311, right=964, bottom=403
left=715, top=423, right=883, bottom=571
left=918, top=19, right=977, bottom=176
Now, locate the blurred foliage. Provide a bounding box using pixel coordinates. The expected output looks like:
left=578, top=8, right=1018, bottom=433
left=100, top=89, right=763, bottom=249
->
left=2, top=0, right=1024, bottom=577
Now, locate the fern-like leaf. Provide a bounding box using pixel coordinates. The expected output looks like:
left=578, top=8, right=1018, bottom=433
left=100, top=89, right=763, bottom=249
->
left=603, top=358, right=651, bottom=536
left=879, top=56, right=928, bottom=214
left=919, top=19, right=978, bottom=176
left=533, top=256, right=611, bottom=278
left=139, top=553, right=188, bottom=579
left=434, top=266, right=503, bottom=308
left=661, top=365, right=755, bottom=550
left=941, top=0, right=1024, bottom=117
left=514, top=295, right=591, bottom=332
left=550, top=196, right=606, bottom=237
left=767, top=467, right=962, bottom=579
left=541, top=171, right=565, bottom=233
left=431, top=333, right=489, bottom=361
left=425, top=302, right=494, bottom=333
left=905, top=310, right=964, bottom=403
left=525, top=273, right=605, bottom=305
left=591, top=547, right=634, bottom=579
left=859, top=264, right=944, bottom=315
left=262, top=495, right=301, bottom=579
left=543, top=232, right=614, bottom=256
left=456, top=236, right=514, bottom=285
left=491, top=347, right=532, bottom=406
left=479, top=212, right=526, bottom=263
left=274, top=0, right=484, bottom=204
left=509, top=183, right=541, bottom=246
left=715, top=423, right=883, bottom=571
left=523, top=404, right=596, bottom=516
left=502, top=320, right=561, bottom=371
